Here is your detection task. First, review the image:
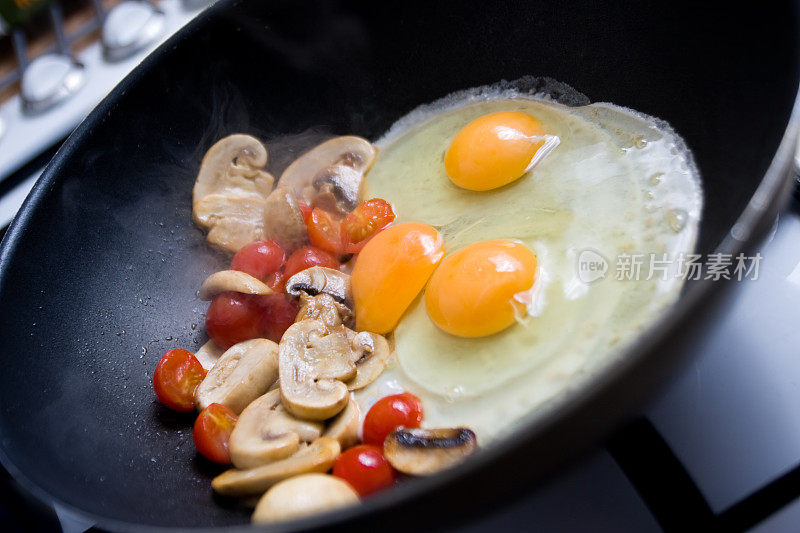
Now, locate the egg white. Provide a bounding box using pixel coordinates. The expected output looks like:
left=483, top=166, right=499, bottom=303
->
left=355, top=87, right=702, bottom=442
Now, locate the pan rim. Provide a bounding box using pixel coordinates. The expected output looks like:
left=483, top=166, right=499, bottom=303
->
left=0, top=0, right=798, bottom=530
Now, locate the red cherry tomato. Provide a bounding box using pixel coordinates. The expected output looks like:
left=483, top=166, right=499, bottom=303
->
left=341, top=199, right=395, bottom=254
left=306, top=208, right=344, bottom=256
left=230, top=239, right=285, bottom=281
left=205, top=292, right=266, bottom=349
left=265, top=270, right=285, bottom=292
left=333, top=445, right=397, bottom=496
left=193, top=403, right=238, bottom=464
left=363, top=392, right=424, bottom=447
left=260, top=293, right=301, bottom=343
left=298, top=202, right=313, bottom=223
left=153, top=349, right=207, bottom=412
left=283, top=246, right=339, bottom=280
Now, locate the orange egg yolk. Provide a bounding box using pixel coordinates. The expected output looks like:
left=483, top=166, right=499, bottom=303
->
left=425, top=240, right=537, bottom=337
left=444, top=111, right=546, bottom=191
left=352, top=222, right=445, bottom=334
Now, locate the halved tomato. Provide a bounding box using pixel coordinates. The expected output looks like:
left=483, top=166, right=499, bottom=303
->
left=153, top=349, right=207, bottom=412
left=341, top=199, right=395, bottom=254
left=193, top=403, right=238, bottom=464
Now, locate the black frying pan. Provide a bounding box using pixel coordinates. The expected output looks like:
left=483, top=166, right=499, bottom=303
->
left=0, top=0, right=798, bottom=530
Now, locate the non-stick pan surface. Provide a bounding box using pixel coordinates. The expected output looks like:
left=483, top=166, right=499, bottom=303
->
left=0, top=0, right=798, bottom=530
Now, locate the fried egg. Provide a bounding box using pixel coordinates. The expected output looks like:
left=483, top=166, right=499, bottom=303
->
left=355, top=81, right=702, bottom=442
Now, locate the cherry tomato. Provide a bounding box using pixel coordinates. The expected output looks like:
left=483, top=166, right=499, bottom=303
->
left=205, top=291, right=266, bottom=349
left=333, top=445, right=397, bottom=496
left=265, top=270, right=285, bottom=292
left=153, top=349, right=207, bottom=412
left=193, top=403, right=238, bottom=464
left=306, top=208, right=344, bottom=256
left=230, top=239, right=285, bottom=281
left=341, top=199, right=395, bottom=254
left=283, top=246, right=339, bottom=280
left=298, top=202, right=313, bottom=223
left=260, top=293, right=301, bottom=343
left=363, top=392, right=424, bottom=447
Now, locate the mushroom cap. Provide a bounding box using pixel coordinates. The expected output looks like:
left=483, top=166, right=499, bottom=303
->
left=262, top=187, right=309, bottom=253
left=195, top=338, right=279, bottom=414
left=384, top=427, right=478, bottom=476
left=296, top=293, right=353, bottom=330
left=251, top=474, right=359, bottom=524
left=229, top=390, right=323, bottom=469
left=193, top=193, right=270, bottom=253
left=198, top=270, right=274, bottom=300
left=347, top=331, right=392, bottom=391
left=278, top=136, right=377, bottom=214
left=193, top=134, right=273, bottom=203
left=194, top=339, right=224, bottom=371
left=212, top=437, right=341, bottom=497
left=286, top=266, right=353, bottom=308
left=279, top=320, right=353, bottom=421
left=322, top=398, right=360, bottom=450
left=192, top=134, right=276, bottom=253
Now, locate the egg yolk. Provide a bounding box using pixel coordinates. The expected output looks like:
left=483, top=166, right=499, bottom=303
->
left=425, top=240, right=537, bottom=337
left=444, top=111, right=545, bottom=191
left=352, top=222, right=445, bottom=334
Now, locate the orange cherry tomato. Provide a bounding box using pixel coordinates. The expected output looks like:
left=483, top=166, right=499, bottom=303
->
left=283, top=246, right=340, bottom=280
left=341, top=199, right=396, bottom=254
left=351, top=222, right=444, bottom=334
left=333, top=445, right=397, bottom=496
left=193, top=403, right=238, bottom=464
left=306, top=208, right=344, bottom=256
left=362, top=393, right=423, bottom=447
left=230, top=239, right=285, bottom=281
left=153, top=349, right=207, bottom=412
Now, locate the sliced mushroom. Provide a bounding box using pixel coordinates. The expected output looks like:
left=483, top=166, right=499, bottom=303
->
left=229, top=390, right=323, bottom=469
left=212, top=437, right=341, bottom=497
left=262, top=187, right=308, bottom=253
left=198, top=270, right=274, bottom=300
left=322, top=398, right=360, bottom=450
left=347, top=332, right=392, bottom=391
left=251, top=474, right=359, bottom=524
left=279, top=320, right=354, bottom=420
left=286, top=267, right=352, bottom=307
left=383, top=427, right=477, bottom=475
left=278, top=136, right=377, bottom=215
left=193, top=134, right=274, bottom=202
left=192, top=135, right=275, bottom=253
left=194, top=339, right=224, bottom=371
left=193, top=193, right=270, bottom=253
left=195, top=339, right=279, bottom=414
left=296, top=293, right=353, bottom=329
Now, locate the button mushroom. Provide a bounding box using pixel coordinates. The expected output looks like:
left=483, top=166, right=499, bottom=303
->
left=296, top=293, right=353, bottom=330
left=279, top=320, right=354, bottom=420
left=195, top=338, right=279, bottom=414
left=347, top=331, right=392, bottom=391
left=251, top=474, right=359, bottom=524
left=322, top=398, right=360, bottom=450
left=212, top=437, right=341, bottom=497
left=198, top=270, right=274, bottom=300
left=194, top=339, right=224, bottom=371
left=229, top=390, right=323, bottom=469
left=192, top=134, right=275, bottom=252
left=278, top=136, right=377, bottom=215
left=383, top=427, right=478, bottom=475
left=262, top=187, right=309, bottom=253
left=286, top=267, right=353, bottom=308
